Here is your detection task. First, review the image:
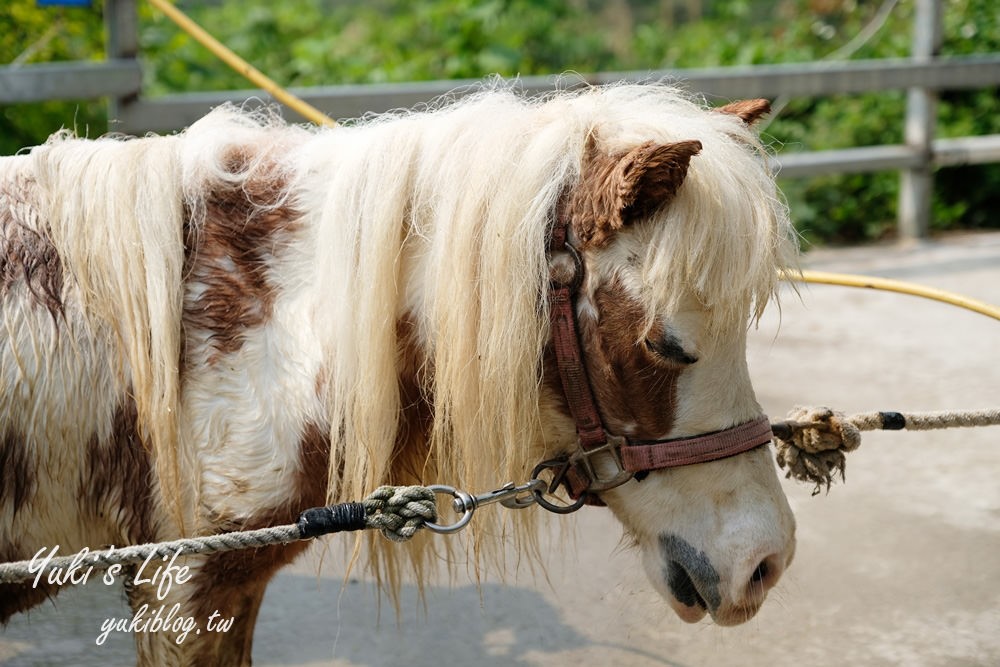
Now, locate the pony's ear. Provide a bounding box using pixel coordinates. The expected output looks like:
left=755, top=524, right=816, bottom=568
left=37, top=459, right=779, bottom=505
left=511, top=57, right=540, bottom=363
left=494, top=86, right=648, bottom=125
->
left=716, top=99, right=772, bottom=126
left=567, top=138, right=702, bottom=248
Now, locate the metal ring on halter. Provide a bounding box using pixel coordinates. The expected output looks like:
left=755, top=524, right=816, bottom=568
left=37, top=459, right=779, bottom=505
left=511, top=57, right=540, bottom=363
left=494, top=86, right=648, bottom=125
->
left=423, top=485, right=476, bottom=534
left=529, top=460, right=588, bottom=514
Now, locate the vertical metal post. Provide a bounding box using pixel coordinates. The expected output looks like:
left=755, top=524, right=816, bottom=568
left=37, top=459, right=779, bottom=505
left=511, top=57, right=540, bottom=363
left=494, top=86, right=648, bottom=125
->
left=898, top=0, right=942, bottom=240
left=104, top=0, right=139, bottom=130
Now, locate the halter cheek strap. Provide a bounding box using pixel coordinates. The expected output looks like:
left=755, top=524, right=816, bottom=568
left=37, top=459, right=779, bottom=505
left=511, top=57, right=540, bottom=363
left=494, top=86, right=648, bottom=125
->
left=545, top=217, right=774, bottom=503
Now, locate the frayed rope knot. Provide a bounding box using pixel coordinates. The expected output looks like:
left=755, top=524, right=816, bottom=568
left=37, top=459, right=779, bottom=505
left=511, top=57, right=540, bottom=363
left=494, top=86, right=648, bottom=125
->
left=772, top=407, right=863, bottom=495
left=771, top=406, right=1000, bottom=495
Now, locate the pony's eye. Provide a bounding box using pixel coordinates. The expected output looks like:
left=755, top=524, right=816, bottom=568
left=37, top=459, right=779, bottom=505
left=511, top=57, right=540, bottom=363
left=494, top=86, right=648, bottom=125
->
left=644, top=336, right=698, bottom=365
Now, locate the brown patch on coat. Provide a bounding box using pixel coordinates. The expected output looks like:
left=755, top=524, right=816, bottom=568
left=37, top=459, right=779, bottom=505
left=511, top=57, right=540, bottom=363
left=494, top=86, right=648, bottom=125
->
left=183, top=421, right=331, bottom=665
left=391, top=314, right=434, bottom=484
left=546, top=280, right=683, bottom=440
left=0, top=430, right=36, bottom=519
left=716, top=99, right=772, bottom=126
left=0, top=175, right=63, bottom=315
left=182, top=147, right=302, bottom=364
left=82, top=398, right=158, bottom=546
left=0, top=542, right=60, bottom=624
left=0, top=438, right=42, bottom=619
left=562, top=138, right=702, bottom=248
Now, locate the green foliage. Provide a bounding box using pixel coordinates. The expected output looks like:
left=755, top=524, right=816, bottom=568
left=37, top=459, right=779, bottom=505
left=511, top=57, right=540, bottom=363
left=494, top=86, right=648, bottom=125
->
left=139, top=0, right=620, bottom=92
left=1, top=0, right=997, bottom=242
left=0, top=0, right=108, bottom=155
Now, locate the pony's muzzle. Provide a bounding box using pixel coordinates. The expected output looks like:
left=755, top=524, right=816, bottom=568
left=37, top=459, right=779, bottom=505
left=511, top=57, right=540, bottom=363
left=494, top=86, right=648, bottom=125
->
left=659, top=533, right=792, bottom=626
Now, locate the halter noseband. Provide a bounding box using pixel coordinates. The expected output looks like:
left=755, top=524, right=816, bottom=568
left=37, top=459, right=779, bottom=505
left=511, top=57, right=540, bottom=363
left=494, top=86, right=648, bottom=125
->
left=542, top=216, right=773, bottom=509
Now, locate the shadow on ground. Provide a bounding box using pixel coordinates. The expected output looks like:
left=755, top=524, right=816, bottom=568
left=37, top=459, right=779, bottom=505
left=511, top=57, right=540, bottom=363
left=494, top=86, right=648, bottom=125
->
left=253, top=573, right=685, bottom=667
left=0, top=572, right=686, bottom=667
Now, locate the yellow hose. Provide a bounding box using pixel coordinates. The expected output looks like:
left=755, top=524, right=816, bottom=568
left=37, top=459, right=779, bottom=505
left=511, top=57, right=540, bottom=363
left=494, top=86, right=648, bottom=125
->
left=147, top=0, right=337, bottom=128
left=781, top=269, right=1000, bottom=322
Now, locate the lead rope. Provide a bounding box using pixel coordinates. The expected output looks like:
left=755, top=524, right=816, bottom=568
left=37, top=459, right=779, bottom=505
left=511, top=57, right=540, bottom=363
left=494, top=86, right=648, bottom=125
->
left=0, top=485, right=436, bottom=586
left=771, top=406, right=1000, bottom=494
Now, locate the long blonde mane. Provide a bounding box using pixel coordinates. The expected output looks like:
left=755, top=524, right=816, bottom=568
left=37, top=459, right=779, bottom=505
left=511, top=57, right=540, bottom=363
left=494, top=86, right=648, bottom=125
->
left=32, top=132, right=188, bottom=526
left=301, top=83, right=796, bottom=585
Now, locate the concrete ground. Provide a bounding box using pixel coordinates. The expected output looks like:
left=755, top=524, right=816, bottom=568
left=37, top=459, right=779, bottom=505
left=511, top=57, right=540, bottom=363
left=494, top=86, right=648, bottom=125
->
left=2, top=231, right=999, bottom=666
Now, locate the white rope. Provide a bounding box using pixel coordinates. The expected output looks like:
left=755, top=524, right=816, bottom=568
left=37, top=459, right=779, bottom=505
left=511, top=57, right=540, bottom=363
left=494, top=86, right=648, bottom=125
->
left=0, top=485, right=436, bottom=586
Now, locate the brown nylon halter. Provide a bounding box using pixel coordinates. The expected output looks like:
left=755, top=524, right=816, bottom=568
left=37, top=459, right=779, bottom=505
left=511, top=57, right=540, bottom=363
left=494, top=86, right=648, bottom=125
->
left=544, top=215, right=774, bottom=505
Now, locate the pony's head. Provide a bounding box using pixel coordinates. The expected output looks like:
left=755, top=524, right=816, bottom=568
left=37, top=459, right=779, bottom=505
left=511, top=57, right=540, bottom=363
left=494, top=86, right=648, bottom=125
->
left=537, top=92, right=797, bottom=625
left=310, top=84, right=796, bottom=626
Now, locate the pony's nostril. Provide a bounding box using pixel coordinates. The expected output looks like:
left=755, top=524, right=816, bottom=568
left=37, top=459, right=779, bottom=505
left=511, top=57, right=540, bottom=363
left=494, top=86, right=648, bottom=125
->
left=750, top=559, right=769, bottom=585
left=660, top=535, right=722, bottom=613
left=667, top=561, right=707, bottom=610
left=747, top=554, right=783, bottom=595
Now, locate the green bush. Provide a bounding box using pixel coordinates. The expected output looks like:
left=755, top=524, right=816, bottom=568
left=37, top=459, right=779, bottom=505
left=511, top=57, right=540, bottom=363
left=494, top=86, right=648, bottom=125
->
left=0, top=1, right=107, bottom=155
left=2, top=0, right=997, bottom=243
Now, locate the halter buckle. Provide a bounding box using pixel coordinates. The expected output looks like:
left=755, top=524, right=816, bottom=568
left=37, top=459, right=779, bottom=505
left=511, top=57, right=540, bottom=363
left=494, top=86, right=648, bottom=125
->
left=568, top=433, right=633, bottom=492
left=529, top=432, right=635, bottom=514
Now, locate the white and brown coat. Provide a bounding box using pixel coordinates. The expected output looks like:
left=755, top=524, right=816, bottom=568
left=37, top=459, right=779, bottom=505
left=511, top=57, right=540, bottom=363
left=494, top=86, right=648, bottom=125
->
left=1, top=86, right=796, bottom=664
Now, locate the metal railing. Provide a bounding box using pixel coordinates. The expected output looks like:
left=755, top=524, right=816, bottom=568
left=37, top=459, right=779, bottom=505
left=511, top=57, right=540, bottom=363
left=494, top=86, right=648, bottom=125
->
left=1, top=0, right=997, bottom=238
